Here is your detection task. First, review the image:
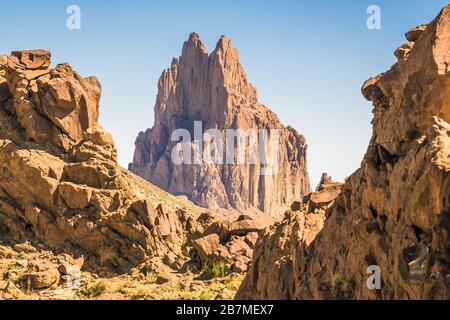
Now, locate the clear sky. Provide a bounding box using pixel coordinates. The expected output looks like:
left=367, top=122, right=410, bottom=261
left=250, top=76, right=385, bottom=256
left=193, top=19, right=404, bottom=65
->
left=0, top=0, right=448, bottom=186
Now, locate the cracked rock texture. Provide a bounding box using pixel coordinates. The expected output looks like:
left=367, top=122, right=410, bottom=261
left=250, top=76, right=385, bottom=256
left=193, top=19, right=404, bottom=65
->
left=237, top=5, right=450, bottom=300
left=130, top=33, right=311, bottom=214
left=0, top=51, right=200, bottom=274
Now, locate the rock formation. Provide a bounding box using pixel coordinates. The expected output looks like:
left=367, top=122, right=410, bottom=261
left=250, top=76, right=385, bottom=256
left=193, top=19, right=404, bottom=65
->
left=190, top=212, right=273, bottom=274
left=130, top=33, right=311, bottom=214
left=0, top=49, right=275, bottom=286
left=237, top=5, right=450, bottom=300
left=0, top=50, right=196, bottom=274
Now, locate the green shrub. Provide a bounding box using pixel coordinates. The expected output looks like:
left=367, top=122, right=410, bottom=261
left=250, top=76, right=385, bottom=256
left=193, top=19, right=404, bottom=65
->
left=85, top=281, right=107, bottom=298
left=199, top=291, right=211, bottom=300
left=146, top=272, right=157, bottom=284
left=210, top=261, right=226, bottom=278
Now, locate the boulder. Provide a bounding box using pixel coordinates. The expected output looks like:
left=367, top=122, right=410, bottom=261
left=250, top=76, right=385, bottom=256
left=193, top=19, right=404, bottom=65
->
left=26, top=261, right=60, bottom=290
left=229, top=216, right=271, bottom=236
left=192, top=234, right=220, bottom=265
left=405, top=24, right=428, bottom=42
left=11, top=50, right=51, bottom=70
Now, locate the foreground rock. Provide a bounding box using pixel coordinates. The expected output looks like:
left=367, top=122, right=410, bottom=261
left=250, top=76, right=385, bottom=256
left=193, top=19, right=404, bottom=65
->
left=237, top=5, right=450, bottom=300
left=237, top=177, right=340, bottom=299
left=130, top=33, right=311, bottom=214
left=0, top=243, right=243, bottom=300
left=190, top=213, right=272, bottom=274
left=0, top=51, right=198, bottom=274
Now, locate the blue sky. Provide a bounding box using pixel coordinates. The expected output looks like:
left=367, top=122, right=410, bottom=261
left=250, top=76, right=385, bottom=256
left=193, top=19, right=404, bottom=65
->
left=0, top=0, right=447, bottom=186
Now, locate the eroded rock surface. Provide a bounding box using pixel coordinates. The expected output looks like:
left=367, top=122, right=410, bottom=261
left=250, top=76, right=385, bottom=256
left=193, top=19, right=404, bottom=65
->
left=130, top=33, right=311, bottom=214
left=0, top=51, right=198, bottom=274
left=237, top=6, right=450, bottom=300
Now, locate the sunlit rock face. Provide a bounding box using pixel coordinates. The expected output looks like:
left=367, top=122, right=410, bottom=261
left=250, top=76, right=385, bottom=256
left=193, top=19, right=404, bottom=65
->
left=0, top=50, right=193, bottom=274
left=237, top=5, right=450, bottom=300
left=130, top=33, right=311, bottom=215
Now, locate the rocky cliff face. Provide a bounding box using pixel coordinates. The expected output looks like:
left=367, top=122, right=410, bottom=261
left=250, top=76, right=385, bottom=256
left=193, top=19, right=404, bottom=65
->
left=237, top=5, right=450, bottom=300
left=0, top=50, right=198, bottom=274
left=130, top=33, right=311, bottom=214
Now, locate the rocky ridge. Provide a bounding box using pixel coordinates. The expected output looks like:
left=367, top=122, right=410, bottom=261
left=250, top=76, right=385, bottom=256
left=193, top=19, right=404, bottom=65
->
left=237, top=5, right=450, bottom=300
left=130, top=33, right=311, bottom=214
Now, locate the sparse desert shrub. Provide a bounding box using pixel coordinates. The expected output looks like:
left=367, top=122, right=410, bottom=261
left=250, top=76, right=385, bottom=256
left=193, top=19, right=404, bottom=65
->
left=210, top=261, right=226, bottom=278
left=84, top=281, right=107, bottom=298
left=133, top=287, right=150, bottom=299
left=199, top=291, right=211, bottom=300
left=146, top=272, right=157, bottom=284
left=332, top=273, right=355, bottom=298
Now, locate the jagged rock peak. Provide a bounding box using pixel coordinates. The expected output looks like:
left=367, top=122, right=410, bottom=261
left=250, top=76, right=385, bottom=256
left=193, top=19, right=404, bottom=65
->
left=130, top=33, right=311, bottom=214
left=215, top=35, right=232, bottom=50
left=182, top=32, right=207, bottom=56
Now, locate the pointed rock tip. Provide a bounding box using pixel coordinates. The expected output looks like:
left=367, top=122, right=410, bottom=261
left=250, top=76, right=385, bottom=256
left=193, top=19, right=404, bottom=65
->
left=188, top=32, right=201, bottom=43
left=215, top=35, right=232, bottom=50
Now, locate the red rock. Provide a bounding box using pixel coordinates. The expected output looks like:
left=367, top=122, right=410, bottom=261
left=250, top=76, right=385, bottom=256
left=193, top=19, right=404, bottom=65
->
left=130, top=33, right=311, bottom=214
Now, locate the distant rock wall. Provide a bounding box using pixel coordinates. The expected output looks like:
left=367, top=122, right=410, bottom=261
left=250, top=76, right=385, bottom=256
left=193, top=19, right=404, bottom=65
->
left=130, top=33, right=311, bottom=214
left=237, top=5, right=450, bottom=300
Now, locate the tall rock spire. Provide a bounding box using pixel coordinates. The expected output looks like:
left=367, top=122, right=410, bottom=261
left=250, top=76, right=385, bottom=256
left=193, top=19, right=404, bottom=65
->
left=130, top=33, right=311, bottom=214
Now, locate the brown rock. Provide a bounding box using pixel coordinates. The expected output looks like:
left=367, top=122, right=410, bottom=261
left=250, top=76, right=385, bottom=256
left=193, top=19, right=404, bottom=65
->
left=229, top=216, right=271, bottom=236
left=237, top=5, right=450, bottom=300
left=130, top=33, right=311, bottom=214
left=38, top=64, right=101, bottom=144
left=192, top=234, right=220, bottom=265
left=405, top=24, right=428, bottom=42
left=2, top=51, right=101, bottom=150
left=11, top=50, right=51, bottom=70
left=212, top=244, right=232, bottom=263
left=0, top=50, right=198, bottom=275
left=57, top=182, right=93, bottom=209
left=244, top=232, right=259, bottom=249
left=27, top=261, right=60, bottom=290
left=12, top=242, right=37, bottom=254
left=226, top=237, right=251, bottom=256
left=0, top=281, right=22, bottom=300
left=290, top=201, right=302, bottom=212
left=232, top=256, right=251, bottom=273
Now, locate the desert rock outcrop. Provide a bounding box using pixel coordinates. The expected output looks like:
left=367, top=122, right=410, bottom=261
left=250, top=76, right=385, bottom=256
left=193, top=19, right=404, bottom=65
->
left=130, top=33, right=311, bottom=214
left=237, top=5, right=450, bottom=300
left=0, top=50, right=196, bottom=274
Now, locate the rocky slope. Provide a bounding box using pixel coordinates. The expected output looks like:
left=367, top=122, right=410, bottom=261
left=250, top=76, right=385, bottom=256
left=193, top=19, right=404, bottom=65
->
left=0, top=50, right=199, bottom=275
left=237, top=5, right=450, bottom=300
left=129, top=33, right=311, bottom=214
left=0, top=51, right=275, bottom=297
